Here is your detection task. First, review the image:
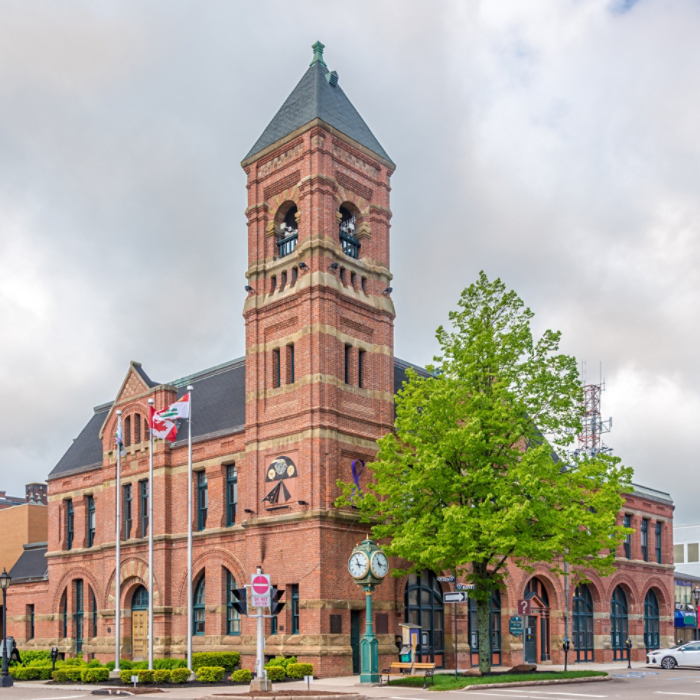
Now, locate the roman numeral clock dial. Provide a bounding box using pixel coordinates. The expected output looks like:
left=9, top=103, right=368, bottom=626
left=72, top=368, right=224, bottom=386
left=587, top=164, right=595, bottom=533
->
left=348, top=551, right=369, bottom=578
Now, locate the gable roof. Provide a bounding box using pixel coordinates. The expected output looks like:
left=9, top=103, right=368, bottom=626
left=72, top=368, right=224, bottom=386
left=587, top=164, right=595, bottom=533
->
left=47, top=356, right=418, bottom=480
left=9, top=542, right=48, bottom=581
left=244, top=44, right=393, bottom=165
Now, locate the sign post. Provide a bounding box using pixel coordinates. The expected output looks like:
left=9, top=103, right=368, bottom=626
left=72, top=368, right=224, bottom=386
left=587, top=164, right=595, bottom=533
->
left=442, top=588, right=469, bottom=680
left=251, top=569, right=271, bottom=691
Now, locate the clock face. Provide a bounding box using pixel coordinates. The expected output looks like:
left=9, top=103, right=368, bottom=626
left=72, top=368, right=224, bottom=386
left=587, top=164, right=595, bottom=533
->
left=371, top=551, right=389, bottom=578
left=348, top=551, right=369, bottom=579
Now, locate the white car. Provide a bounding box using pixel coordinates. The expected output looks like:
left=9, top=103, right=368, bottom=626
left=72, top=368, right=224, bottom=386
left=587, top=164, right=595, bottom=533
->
left=647, top=642, right=700, bottom=669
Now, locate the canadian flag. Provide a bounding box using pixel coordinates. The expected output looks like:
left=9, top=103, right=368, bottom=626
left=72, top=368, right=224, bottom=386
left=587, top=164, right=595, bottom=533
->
left=149, top=405, right=178, bottom=442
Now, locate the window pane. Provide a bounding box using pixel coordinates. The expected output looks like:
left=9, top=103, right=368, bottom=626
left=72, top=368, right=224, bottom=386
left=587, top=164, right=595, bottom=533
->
left=675, top=544, right=685, bottom=563
left=689, top=544, right=700, bottom=563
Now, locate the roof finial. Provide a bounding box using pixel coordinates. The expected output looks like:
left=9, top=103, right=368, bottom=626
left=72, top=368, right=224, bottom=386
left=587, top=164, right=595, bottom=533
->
left=310, top=41, right=326, bottom=67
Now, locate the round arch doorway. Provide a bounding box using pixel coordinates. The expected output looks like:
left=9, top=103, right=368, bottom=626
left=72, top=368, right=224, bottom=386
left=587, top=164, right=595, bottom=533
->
left=404, top=571, right=444, bottom=667
left=523, top=578, right=551, bottom=664
left=131, top=586, right=148, bottom=661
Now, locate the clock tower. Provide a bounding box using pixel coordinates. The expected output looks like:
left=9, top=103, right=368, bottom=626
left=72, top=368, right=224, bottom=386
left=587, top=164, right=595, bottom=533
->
left=241, top=41, right=395, bottom=514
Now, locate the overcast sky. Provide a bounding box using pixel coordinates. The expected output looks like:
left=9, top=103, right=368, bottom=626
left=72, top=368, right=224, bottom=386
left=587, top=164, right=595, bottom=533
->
left=1, top=0, right=698, bottom=523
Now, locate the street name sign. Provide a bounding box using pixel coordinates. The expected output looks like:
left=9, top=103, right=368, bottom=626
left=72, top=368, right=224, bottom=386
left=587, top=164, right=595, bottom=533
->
left=437, top=575, right=455, bottom=582
left=456, top=583, right=476, bottom=590
left=251, top=573, right=271, bottom=608
left=443, top=591, right=468, bottom=603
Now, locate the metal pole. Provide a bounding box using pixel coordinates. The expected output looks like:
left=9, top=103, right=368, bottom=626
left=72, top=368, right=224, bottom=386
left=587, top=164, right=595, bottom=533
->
left=2, top=587, right=7, bottom=682
left=187, top=387, right=193, bottom=670
left=454, top=598, right=458, bottom=679
left=148, top=398, right=154, bottom=670
left=256, top=566, right=264, bottom=683
left=115, top=411, right=122, bottom=672
left=564, top=559, right=569, bottom=652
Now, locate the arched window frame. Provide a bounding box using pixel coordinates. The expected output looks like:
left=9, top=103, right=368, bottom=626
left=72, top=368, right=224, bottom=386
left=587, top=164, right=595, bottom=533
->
left=404, top=571, right=444, bottom=667
left=194, top=576, right=206, bottom=636
left=644, top=589, right=660, bottom=652
left=572, top=584, right=594, bottom=662
left=610, top=586, right=629, bottom=661
left=226, top=570, right=241, bottom=636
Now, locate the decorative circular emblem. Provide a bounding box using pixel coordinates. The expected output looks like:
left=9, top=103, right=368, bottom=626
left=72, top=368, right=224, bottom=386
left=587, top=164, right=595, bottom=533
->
left=268, top=468, right=276, bottom=480
left=287, top=465, right=295, bottom=477
left=274, top=459, right=287, bottom=475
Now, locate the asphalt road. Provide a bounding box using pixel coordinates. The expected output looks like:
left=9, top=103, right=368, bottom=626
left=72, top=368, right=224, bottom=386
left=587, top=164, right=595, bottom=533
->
left=7, top=669, right=700, bottom=700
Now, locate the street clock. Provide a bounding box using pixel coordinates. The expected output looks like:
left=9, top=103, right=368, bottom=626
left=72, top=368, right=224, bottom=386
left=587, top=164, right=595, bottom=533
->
left=348, top=539, right=388, bottom=589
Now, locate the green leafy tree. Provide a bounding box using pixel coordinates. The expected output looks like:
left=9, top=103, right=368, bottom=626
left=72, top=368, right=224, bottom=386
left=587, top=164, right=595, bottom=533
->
left=337, top=272, right=632, bottom=673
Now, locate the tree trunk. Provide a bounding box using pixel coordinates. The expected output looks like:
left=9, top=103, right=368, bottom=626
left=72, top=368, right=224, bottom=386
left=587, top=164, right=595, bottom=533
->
left=477, top=595, right=491, bottom=674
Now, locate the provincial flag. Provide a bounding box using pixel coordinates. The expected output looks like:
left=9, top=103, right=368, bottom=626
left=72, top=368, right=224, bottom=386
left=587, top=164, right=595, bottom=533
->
left=157, top=394, right=190, bottom=421
left=115, top=423, right=126, bottom=456
left=149, top=405, right=178, bottom=443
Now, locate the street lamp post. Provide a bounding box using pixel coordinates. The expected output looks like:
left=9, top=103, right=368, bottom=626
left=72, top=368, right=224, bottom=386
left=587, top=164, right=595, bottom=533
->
left=692, top=588, right=700, bottom=641
left=0, top=568, right=13, bottom=687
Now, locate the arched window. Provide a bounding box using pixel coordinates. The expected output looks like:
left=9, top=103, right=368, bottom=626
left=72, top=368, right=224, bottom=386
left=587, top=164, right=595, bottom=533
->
left=404, top=571, right=444, bottom=667
left=572, top=584, right=594, bottom=662
left=226, top=570, right=241, bottom=636
left=610, top=586, right=629, bottom=660
left=339, top=206, right=360, bottom=259
left=134, top=413, right=141, bottom=444
left=278, top=205, right=298, bottom=258
left=124, top=416, right=131, bottom=447
left=644, top=589, right=660, bottom=651
left=468, top=591, right=502, bottom=667
left=61, top=590, right=68, bottom=638
left=131, top=586, right=148, bottom=609
left=91, top=589, right=98, bottom=637
left=194, top=576, right=206, bottom=636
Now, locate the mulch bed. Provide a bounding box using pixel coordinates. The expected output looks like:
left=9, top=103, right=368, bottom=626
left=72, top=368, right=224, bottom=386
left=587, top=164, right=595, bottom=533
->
left=213, top=693, right=357, bottom=697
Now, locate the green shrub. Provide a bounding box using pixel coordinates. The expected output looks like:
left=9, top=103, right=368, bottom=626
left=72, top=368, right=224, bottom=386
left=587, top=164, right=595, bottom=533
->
left=81, top=668, right=109, bottom=683
left=53, top=667, right=83, bottom=682
left=154, top=658, right=187, bottom=669
left=64, top=657, right=85, bottom=667
left=286, top=663, right=313, bottom=679
left=86, top=659, right=103, bottom=668
left=267, top=655, right=297, bottom=670
left=191, top=652, right=240, bottom=671
left=232, top=668, right=251, bottom=683
left=120, top=670, right=135, bottom=684
left=131, top=660, right=148, bottom=670
left=170, top=668, right=190, bottom=683
left=11, top=667, right=41, bottom=680
left=266, top=665, right=286, bottom=681
left=107, top=659, right=132, bottom=671
left=18, top=650, right=51, bottom=666
left=153, top=669, right=171, bottom=683
left=138, top=670, right=155, bottom=684
left=196, top=666, right=225, bottom=683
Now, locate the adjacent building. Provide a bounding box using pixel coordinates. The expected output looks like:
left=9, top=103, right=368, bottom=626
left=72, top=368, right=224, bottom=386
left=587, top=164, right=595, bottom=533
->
left=4, top=43, right=675, bottom=672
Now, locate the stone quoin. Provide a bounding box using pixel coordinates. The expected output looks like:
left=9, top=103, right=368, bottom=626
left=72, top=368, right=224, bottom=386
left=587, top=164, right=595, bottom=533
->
left=5, top=42, right=675, bottom=673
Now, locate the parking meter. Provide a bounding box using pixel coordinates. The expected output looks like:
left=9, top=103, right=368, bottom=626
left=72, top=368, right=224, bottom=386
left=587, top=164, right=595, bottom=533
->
left=562, top=638, right=570, bottom=672
left=625, top=638, right=632, bottom=668
left=50, top=647, right=58, bottom=672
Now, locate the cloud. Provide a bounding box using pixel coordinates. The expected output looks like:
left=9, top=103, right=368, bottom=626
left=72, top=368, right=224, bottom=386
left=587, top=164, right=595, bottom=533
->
left=0, top=0, right=698, bottom=522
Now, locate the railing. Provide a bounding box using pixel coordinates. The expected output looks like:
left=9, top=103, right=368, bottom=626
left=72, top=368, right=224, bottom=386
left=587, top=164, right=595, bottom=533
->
left=277, top=232, right=298, bottom=258
left=340, top=231, right=360, bottom=259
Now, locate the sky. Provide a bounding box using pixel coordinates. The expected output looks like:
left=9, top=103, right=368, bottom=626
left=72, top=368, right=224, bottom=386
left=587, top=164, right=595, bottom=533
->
left=0, top=0, right=698, bottom=523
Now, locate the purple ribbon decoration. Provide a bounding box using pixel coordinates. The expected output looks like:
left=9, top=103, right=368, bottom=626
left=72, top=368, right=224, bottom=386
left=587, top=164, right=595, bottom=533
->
left=351, top=459, right=365, bottom=500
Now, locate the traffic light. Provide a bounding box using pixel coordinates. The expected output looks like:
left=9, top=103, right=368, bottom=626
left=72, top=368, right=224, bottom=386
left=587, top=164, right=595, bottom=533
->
left=230, top=587, right=247, bottom=616
left=270, top=586, right=285, bottom=615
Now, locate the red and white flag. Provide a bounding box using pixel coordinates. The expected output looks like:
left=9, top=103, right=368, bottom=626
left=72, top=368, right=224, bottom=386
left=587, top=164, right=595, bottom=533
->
left=149, top=405, right=178, bottom=442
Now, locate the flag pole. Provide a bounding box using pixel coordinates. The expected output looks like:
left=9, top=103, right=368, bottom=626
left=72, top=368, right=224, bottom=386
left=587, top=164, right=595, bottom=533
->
left=186, top=386, right=194, bottom=671
left=115, top=411, right=122, bottom=672
left=148, top=398, right=155, bottom=671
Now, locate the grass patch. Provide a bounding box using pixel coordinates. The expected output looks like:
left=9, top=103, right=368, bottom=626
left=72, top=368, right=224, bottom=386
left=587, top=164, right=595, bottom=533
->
left=389, top=670, right=607, bottom=690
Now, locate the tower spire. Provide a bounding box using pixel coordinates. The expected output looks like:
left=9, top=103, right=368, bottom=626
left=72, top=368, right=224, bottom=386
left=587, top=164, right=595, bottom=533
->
left=310, top=40, right=326, bottom=67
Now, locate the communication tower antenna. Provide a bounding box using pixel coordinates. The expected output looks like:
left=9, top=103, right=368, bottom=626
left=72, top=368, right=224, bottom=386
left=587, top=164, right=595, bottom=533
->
left=573, top=360, right=612, bottom=460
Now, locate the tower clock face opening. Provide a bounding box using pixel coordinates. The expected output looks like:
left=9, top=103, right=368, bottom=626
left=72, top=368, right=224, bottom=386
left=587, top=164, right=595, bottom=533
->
left=349, top=551, right=369, bottom=578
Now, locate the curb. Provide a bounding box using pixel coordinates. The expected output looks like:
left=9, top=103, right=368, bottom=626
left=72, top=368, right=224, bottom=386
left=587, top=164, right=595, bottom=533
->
left=453, top=675, right=611, bottom=691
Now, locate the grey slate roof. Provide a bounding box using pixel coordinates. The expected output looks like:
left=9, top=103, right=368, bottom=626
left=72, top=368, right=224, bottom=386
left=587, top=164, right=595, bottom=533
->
left=244, top=58, right=393, bottom=164
left=48, top=356, right=417, bottom=479
left=9, top=542, right=48, bottom=581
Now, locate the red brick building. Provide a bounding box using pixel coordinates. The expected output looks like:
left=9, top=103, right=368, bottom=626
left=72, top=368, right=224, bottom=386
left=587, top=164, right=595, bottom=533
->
left=5, top=43, right=674, bottom=673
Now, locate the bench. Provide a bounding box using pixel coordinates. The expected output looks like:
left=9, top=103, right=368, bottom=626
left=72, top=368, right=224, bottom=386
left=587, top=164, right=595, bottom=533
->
left=381, top=660, right=436, bottom=688
left=411, top=662, right=436, bottom=688
left=381, top=661, right=414, bottom=684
